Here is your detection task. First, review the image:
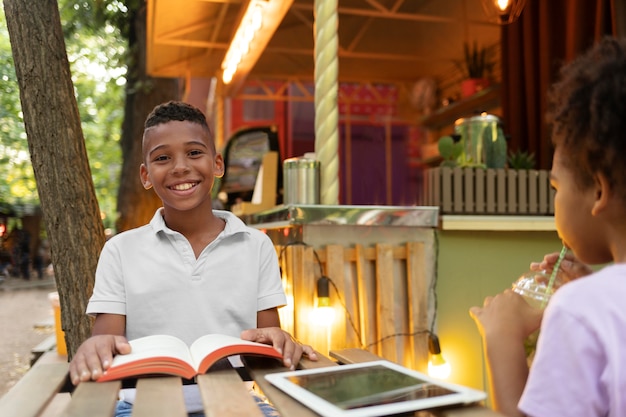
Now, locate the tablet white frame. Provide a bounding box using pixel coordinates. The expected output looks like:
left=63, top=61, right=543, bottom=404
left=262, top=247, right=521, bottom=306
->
left=265, top=360, right=486, bottom=417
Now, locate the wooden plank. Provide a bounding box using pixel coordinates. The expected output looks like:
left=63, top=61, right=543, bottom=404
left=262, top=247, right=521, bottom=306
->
left=354, top=244, right=371, bottom=349
left=496, top=169, right=506, bottom=214
left=245, top=354, right=334, bottom=417
left=486, top=168, right=496, bottom=213
left=0, top=362, right=69, bottom=417
left=60, top=381, right=120, bottom=417
left=528, top=169, right=538, bottom=214
left=325, top=245, right=347, bottom=350
left=330, top=348, right=382, bottom=364
left=507, top=169, right=518, bottom=214
left=463, top=167, right=474, bottom=213
left=453, top=167, right=463, bottom=213
left=475, top=168, right=485, bottom=213
left=406, top=242, right=429, bottom=372
left=197, top=369, right=263, bottom=417
left=375, top=244, right=397, bottom=362
left=517, top=169, right=528, bottom=214
left=133, top=377, right=186, bottom=417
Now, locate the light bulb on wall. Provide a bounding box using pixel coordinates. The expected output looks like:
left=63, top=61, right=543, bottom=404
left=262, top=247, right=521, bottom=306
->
left=428, top=333, right=451, bottom=379
left=309, top=276, right=335, bottom=326
left=481, top=0, right=527, bottom=24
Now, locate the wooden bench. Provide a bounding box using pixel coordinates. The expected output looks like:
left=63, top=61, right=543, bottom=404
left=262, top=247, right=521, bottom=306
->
left=0, top=349, right=503, bottom=417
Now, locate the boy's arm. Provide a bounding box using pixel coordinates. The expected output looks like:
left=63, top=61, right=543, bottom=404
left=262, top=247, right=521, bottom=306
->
left=242, top=308, right=318, bottom=370
left=68, top=313, right=130, bottom=384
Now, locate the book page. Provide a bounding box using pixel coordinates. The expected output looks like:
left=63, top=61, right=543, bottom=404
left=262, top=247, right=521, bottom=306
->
left=108, top=334, right=194, bottom=370
left=190, top=334, right=282, bottom=374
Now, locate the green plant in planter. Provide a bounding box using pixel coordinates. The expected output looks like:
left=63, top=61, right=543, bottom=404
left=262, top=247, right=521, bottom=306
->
left=438, top=135, right=463, bottom=167
left=457, top=41, right=493, bottom=79
left=508, top=150, right=536, bottom=170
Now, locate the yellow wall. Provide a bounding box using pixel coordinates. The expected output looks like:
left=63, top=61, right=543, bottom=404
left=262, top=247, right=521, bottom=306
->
left=435, top=229, right=561, bottom=398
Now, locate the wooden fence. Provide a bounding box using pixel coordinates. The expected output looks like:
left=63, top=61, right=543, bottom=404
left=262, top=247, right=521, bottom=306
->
left=423, top=167, right=554, bottom=215
left=275, top=242, right=432, bottom=372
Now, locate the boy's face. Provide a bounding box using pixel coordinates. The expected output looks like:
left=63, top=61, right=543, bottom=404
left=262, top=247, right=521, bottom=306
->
left=140, top=120, right=224, bottom=213
left=551, top=147, right=607, bottom=265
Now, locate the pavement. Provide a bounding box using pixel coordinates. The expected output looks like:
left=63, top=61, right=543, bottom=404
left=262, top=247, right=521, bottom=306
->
left=0, top=272, right=58, bottom=397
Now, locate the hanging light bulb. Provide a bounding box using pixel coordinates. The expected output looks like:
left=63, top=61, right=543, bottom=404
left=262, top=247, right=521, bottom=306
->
left=481, top=0, right=527, bottom=24
left=309, top=276, right=335, bottom=326
left=428, top=333, right=451, bottom=379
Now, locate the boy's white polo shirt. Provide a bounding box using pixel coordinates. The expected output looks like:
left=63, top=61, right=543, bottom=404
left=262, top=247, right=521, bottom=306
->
left=87, top=209, right=286, bottom=411
left=88, top=208, right=287, bottom=344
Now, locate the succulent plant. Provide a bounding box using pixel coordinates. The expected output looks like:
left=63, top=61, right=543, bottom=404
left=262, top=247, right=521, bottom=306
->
left=507, top=150, right=536, bottom=170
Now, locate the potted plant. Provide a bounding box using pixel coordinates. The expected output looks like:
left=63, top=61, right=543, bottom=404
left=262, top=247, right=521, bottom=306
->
left=457, top=41, right=493, bottom=98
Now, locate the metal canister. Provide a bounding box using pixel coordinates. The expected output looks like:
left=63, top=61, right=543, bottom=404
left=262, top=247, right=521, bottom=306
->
left=283, top=157, right=320, bottom=205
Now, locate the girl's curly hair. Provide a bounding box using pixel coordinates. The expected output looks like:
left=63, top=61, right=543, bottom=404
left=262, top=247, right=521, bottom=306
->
left=546, top=37, right=626, bottom=200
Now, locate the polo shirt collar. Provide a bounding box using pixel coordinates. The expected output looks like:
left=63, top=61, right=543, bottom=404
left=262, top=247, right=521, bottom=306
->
left=149, top=208, right=250, bottom=237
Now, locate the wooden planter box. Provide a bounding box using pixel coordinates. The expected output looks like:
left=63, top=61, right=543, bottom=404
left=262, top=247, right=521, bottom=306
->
left=423, top=167, right=554, bottom=215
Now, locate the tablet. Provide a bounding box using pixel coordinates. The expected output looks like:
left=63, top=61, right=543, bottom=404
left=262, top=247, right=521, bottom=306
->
left=265, top=360, right=486, bottom=417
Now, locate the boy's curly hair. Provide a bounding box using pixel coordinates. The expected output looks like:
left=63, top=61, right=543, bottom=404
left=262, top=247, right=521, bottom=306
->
left=546, top=37, right=626, bottom=200
left=144, top=101, right=215, bottom=151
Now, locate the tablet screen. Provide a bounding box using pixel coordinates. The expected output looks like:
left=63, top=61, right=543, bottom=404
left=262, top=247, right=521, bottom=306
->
left=266, top=360, right=486, bottom=417
left=286, top=363, right=455, bottom=410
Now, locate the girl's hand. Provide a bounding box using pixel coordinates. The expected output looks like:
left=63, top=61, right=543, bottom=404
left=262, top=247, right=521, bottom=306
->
left=530, top=252, right=592, bottom=285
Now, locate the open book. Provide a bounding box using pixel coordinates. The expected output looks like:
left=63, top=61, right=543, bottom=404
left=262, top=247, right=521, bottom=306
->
left=97, top=334, right=283, bottom=382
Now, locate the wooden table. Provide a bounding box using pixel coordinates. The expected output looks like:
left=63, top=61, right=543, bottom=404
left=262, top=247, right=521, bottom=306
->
left=0, top=348, right=503, bottom=417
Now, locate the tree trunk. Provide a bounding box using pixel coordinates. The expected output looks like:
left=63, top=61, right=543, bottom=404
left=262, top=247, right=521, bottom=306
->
left=3, top=0, right=105, bottom=357
left=116, top=4, right=179, bottom=232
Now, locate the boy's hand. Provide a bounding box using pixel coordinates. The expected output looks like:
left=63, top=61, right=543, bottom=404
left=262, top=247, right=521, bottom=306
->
left=241, top=327, right=318, bottom=370
left=69, top=335, right=131, bottom=385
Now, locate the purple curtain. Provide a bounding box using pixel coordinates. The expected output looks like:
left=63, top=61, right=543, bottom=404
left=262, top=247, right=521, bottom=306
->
left=500, top=0, right=618, bottom=169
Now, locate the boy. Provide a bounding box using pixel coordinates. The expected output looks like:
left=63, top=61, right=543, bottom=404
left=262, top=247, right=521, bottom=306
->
left=69, top=101, right=316, bottom=416
left=470, top=36, right=626, bottom=417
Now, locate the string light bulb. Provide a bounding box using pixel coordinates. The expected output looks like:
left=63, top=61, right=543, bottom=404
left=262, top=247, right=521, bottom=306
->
left=481, top=0, right=527, bottom=24
left=309, top=276, right=335, bottom=326
left=428, top=333, right=451, bottom=379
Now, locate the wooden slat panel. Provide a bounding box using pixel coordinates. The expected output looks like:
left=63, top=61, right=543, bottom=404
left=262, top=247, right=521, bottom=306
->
left=0, top=363, right=69, bottom=417
left=406, top=241, right=429, bottom=372
left=289, top=245, right=307, bottom=343
left=453, top=167, right=463, bottom=213
left=60, top=381, right=120, bottom=417
left=375, top=243, right=397, bottom=362
left=197, top=369, right=263, bottom=417
left=325, top=245, right=347, bottom=349
left=354, top=244, right=370, bottom=349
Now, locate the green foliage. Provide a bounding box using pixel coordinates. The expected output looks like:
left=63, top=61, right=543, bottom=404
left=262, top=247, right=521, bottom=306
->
left=438, top=135, right=463, bottom=167
left=457, top=41, right=492, bottom=79
left=507, top=150, right=536, bottom=170
left=0, top=0, right=126, bottom=229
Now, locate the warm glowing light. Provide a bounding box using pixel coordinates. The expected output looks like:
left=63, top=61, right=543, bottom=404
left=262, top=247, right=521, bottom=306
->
left=221, top=0, right=268, bottom=84
left=428, top=353, right=451, bottom=379
left=496, top=0, right=510, bottom=11
left=482, top=0, right=527, bottom=24
left=309, top=303, right=335, bottom=327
